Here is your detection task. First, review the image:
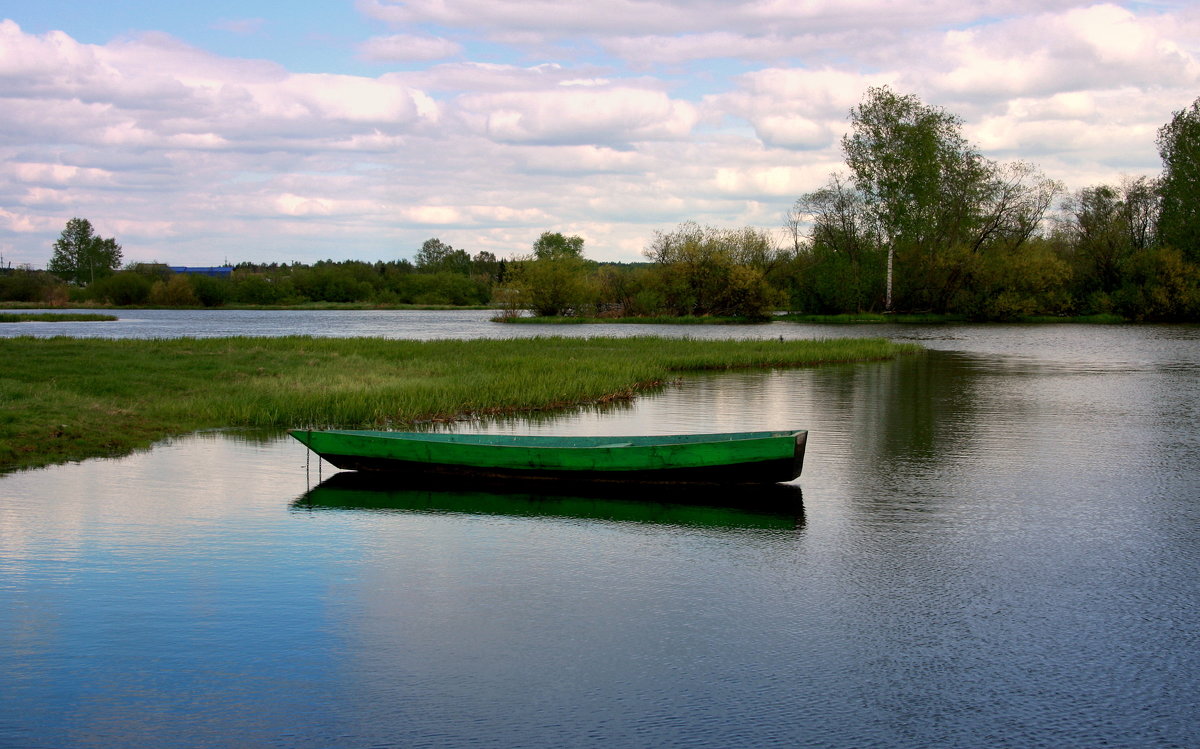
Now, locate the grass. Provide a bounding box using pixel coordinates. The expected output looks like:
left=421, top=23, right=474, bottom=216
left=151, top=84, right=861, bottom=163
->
left=0, top=302, right=495, bottom=311
left=0, top=313, right=118, bottom=323
left=1014, top=314, right=1127, bottom=324
left=492, top=315, right=769, bottom=325
left=779, top=312, right=969, bottom=324
left=0, top=335, right=919, bottom=472
left=143, top=303, right=499, bottom=311
left=779, top=312, right=1131, bottom=324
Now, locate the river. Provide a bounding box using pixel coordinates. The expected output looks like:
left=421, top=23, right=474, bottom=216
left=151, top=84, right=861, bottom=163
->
left=1, top=311, right=1198, bottom=747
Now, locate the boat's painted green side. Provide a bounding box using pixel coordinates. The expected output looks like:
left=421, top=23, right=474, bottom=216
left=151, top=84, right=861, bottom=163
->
left=290, top=429, right=807, bottom=484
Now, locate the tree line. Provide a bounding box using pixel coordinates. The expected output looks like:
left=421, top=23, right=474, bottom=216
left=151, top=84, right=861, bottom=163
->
left=5, top=90, right=1198, bottom=320
left=2, top=235, right=503, bottom=307
left=786, top=87, right=1200, bottom=321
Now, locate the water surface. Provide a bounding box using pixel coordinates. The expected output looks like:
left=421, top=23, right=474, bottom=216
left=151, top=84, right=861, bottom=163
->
left=2, top=315, right=1198, bottom=747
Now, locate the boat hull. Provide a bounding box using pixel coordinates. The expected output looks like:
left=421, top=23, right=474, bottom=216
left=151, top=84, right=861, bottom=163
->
left=291, top=429, right=807, bottom=484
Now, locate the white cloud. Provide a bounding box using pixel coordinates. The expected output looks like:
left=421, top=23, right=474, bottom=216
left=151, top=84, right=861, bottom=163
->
left=1, top=3, right=1199, bottom=267
left=356, top=0, right=1091, bottom=39
left=751, top=115, right=835, bottom=150
left=358, top=34, right=461, bottom=62
left=457, top=87, right=699, bottom=145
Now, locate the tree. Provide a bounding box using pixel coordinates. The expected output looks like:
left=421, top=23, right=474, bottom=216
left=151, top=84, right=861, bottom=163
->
left=1062, top=182, right=1148, bottom=295
left=1119, top=175, right=1159, bottom=253
left=414, top=238, right=469, bottom=274
left=643, top=222, right=784, bottom=319
left=789, top=174, right=884, bottom=312
left=505, top=232, right=594, bottom=316
left=47, top=218, right=123, bottom=285
left=532, top=231, right=585, bottom=260
left=415, top=238, right=452, bottom=269
left=471, top=251, right=502, bottom=283
left=835, top=88, right=1061, bottom=313
left=1156, top=97, right=1200, bottom=260
left=842, top=87, right=990, bottom=311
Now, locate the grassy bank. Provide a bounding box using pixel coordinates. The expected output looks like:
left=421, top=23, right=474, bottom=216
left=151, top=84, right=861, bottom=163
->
left=0, top=302, right=495, bottom=311
left=779, top=313, right=967, bottom=324
left=1013, top=314, right=1127, bottom=324
left=0, top=313, right=118, bottom=323
left=779, top=312, right=1129, bottom=324
left=0, top=335, right=919, bottom=472
left=492, top=315, right=768, bottom=325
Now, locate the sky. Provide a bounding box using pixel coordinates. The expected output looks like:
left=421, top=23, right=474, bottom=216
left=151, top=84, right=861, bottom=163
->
left=1, top=1, right=1198, bottom=268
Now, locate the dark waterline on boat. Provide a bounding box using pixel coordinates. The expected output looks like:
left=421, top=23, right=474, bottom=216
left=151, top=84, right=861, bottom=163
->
left=2, top=312, right=1199, bottom=747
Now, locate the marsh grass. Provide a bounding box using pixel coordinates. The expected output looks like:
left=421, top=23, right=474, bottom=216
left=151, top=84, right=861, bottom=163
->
left=0, top=313, right=118, bottom=323
left=781, top=312, right=1132, bottom=324
left=1015, top=314, right=1127, bottom=324
left=779, top=313, right=969, bottom=324
left=1, top=335, right=919, bottom=472
left=492, top=315, right=767, bottom=325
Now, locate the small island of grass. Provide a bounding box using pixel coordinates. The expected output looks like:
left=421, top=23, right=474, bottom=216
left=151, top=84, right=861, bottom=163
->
left=492, top=314, right=768, bottom=325
left=776, top=312, right=1129, bottom=324
left=0, top=312, right=118, bottom=323
left=0, top=335, right=919, bottom=472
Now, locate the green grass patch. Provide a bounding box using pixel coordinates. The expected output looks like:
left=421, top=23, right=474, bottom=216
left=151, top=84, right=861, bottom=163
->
left=493, top=315, right=769, bottom=325
left=0, top=313, right=118, bottom=323
left=779, top=312, right=969, bottom=324
left=0, top=335, right=919, bottom=472
left=1015, top=314, right=1128, bottom=324
left=781, top=312, right=1133, bottom=324
left=193, top=303, right=498, bottom=311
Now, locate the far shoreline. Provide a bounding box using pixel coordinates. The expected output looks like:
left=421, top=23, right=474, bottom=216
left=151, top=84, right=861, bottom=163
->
left=0, top=301, right=1142, bottom=324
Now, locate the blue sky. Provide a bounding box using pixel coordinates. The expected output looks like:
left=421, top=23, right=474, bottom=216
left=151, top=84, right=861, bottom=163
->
left=2, top=1, right=1198, bottom=268
left=13, top=1, right=379, bottom=73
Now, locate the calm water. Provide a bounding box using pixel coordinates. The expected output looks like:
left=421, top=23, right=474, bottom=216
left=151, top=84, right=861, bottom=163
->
left=2, top=313, right=1199, bottom=747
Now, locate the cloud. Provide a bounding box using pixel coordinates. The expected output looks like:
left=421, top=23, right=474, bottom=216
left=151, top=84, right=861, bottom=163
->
left=914, top=3, right=1200, bottom=101
left=0, top=21, right=440, bottom=149
left=387, top=61, right=616, bottom=94
left=2, top=3, right=1199, bottom=267
left=358, top=34, right=462, bottom=62
left=356, top=0, right=1091, bottom=39
left=457, top=86, right=699, bottom=145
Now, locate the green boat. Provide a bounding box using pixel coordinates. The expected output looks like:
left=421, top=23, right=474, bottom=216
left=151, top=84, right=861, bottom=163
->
left=290, top=429, right=807, bottom=484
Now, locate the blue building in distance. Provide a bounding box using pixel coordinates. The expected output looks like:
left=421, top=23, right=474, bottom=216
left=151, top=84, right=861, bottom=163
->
left=168, top=266, right=233, bottom=278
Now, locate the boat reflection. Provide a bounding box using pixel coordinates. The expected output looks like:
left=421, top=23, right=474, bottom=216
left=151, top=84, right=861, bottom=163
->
left=293, top=471, right=804, bottom=530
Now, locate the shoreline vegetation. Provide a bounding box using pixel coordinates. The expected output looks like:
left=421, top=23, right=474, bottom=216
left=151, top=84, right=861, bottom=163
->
left=7, top=93, right=1198, bottom=324
left=492, top=314, right=767, bottom=325
left=0, top=312, right=118, bottom=323
left=776, top=312, right=1130, bottom=324
left=0, top=302, right=1142, bottom=324
left=0, top=301, right=495, bottom=312
left=497, top=312, right=1137, bottom=325
left=0, top=335, right=918, bottom=473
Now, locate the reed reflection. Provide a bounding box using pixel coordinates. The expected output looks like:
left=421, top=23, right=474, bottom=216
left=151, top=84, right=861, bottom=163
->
left=293, top=471, right=804, bottom=531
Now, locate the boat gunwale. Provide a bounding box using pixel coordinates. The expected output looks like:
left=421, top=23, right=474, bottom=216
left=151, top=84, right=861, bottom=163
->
left=290, top=429, right=807, bottom=483
left=291, top=429, right=804, bottom=451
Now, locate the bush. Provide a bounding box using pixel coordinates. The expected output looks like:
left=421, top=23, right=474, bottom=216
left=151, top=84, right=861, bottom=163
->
left=954, top=241, right=1073, bottom=320
left=149, top=276, right=199, bottom=306
left=85, top=272, right=152, bottom=306
left=1113, top=246, right=1200, bottom=321
left=291, top=267, right=373, bottom=303
left=187, top=274, right=229, bottom=307
left=0, top=269, right=68, bottom=303
left=229, top=275, right=284, bottom=305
